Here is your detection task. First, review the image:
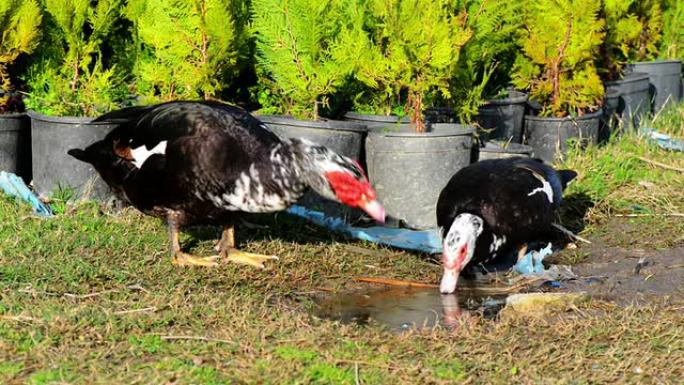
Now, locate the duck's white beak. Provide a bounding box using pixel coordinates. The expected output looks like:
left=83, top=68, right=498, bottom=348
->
left=360, top=199, right=385, bottom=224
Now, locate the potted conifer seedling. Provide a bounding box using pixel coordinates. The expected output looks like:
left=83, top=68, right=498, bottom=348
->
left=343, top=0, right=474, bottom=229
left=252, top=0, right=367, bottom=160
left=600, top=0, right=668, bottom=129
left=125, top=0, right=237, bottom=103
left=448, top=1, right=528, bottom=145
left=0, top=0, right=41, bottom=182
left=24, top=0, right=129, bottom=200
left=252, top=0, right=369, bottom=220
left=624, top=0, right=682, bottom=112
left=514, top=0, right=605, bottom=164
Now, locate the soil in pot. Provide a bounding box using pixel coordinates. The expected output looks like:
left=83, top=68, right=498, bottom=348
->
left=626, top=60, right=682, bottom=112
left=0, top=112, right=31, bottom=183
left=424, top=107, right=457, bottom=124
left=29, top=112, right=117, bottom=200
left=344, top=112, right=415, bottom=133
left=605, top=72, right=650, bottom=130
left=524, top=110, right=602, bottom=164
left=473, top=140, right=534, bottom=162
left=258, top=114, right=368, bottom=222
left=365, top=123, right=473, bottom=230
left=476, top=90, right=528, bottom=143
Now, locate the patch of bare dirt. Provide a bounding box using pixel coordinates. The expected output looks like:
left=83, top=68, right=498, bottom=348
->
left=560, top=246, right=684, bottom=306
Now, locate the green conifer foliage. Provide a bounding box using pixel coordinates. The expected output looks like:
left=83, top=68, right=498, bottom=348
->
left=600, top=0, right=641, bottom=80
left=125, top=0, right=236, bottom=103
left=0, top=0, right=42, bottom=110
left=451, top=0, right=522, bottom=123
left=512, top=0, right=604, bottom=117
left=252, top=0, right=358, bottom=120
left=24, top=0, right=128, bottom=117
left=348, top=0, right=471, bottom=131
left=632, top=0, right=663, bottom=61
left=660, top=0, right=683, bottom=59
left=600, top=0, right=663, bottom=80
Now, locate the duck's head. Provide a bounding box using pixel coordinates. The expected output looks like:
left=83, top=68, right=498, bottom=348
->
left=293, top=139, right=385, bottom=223
left=67, top=139, right=137, bottom=192
left=440, top=213, right=484, bottom=294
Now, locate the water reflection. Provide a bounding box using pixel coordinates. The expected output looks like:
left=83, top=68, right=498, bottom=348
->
left=314, top=286, right=508, bottom=331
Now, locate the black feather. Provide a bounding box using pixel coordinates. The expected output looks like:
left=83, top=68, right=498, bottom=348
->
left=436, top=157, right=576, bottom=266
left=70, top=101, right=310, bottom=227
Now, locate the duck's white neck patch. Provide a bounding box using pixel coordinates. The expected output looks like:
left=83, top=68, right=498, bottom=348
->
left=131, top=141, right=167, bottom=168
left=527, top=171, right=554, bottom=203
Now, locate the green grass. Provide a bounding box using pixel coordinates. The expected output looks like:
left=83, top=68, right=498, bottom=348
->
left=0, top=104, right=683, bottom=384
left=557, top=103, right=684, bottom=246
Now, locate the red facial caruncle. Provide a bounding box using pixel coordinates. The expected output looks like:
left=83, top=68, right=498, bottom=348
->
left=442, top=244, right=468, bottom=272
left=324, top=170, right=384, bottom=223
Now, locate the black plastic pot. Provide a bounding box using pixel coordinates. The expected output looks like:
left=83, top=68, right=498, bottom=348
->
left=0, top=112, right=31, bottom=182
left=599, top=89, right=621, bottom=143
left=605, top=72, right=650, bottom=130
left=626, top=60, right=682, bottom=112
left=365, top=123, right=473, bottom=230
left=258, top=114, right=368, bottom=222
left=258, top=115, right=367, bottom=160
left=476, top=90, right=528, bottom=143
left=344, top=112, right=414, bottom=133
left=29, top=112, right=116, bottom=200
left=524, top=110, right=602, bottom=164
left=473, top=141, right=534, bottom=162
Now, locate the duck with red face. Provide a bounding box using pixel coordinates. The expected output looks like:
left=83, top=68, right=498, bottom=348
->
left=68, top=101, right=385, bottom=269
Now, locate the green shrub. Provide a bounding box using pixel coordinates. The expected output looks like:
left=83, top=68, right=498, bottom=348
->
left=0, top=0, right=41, bottom=112
left=450, top=0, right=522, bottom=123
left=125, top=0, right=237, bottom=103
left=346, top=0, right=471, bottom=131
left=600, top=0, right=663, bottom=80
left=23, top=0, right=128, bottom=117
left=512, top=0, right=604, bottom=117
left=252, top=0, right=358, bottom=120
left=631, top=0, right=663, bottom=61
left=660, top=0, right=684, bottom=59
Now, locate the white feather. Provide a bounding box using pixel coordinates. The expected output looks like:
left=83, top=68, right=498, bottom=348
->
left=527, top=172, right=554, bottom=203
left=131, top=141, right=167, bottom=168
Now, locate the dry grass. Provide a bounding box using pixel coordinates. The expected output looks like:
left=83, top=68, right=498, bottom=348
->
left=557, top=103, right=684, bottom=249
left=1, top=198, right=683, bottom=384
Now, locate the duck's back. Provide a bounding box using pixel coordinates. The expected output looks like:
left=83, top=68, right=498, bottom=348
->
left=96, top=101, right=304, bottom=222
left=437, top=157, right=571, bottom=243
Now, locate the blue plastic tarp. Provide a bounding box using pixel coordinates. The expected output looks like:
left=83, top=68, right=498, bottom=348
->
left=0, top=171, right=53, bottom=217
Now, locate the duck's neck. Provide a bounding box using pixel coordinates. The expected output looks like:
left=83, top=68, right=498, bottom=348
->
left=281, top=138, right=337, bottom=200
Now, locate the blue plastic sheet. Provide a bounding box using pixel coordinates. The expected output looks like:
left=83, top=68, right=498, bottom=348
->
left=286, top=205, right=569, bottom=279
left=513, top=242, right=554, bottom=275
left=644, top=128, right=684, bottom=152
left=0, top=171, right=53, bottom=217
left=286, top=205, right=443, bottom=254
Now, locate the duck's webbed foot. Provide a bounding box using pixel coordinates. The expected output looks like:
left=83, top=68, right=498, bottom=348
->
left=166, top=211, right=218, bottom=268
left=222, top=248, right=279, bottom=269
left=213, top=225, right=278, bottom=269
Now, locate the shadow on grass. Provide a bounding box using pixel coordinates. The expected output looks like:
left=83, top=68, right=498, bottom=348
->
left=558, top=191, right=595, bottom=234
left=182, top=212, right=341, bottom=251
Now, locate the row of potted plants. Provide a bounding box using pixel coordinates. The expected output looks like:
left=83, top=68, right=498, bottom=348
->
left=1, top=0, right=683, bottom=229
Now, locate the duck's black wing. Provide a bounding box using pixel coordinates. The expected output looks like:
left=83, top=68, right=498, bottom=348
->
left=95, top=100, right=282, bottom=152
left=436, top=157, right=575, bottom=238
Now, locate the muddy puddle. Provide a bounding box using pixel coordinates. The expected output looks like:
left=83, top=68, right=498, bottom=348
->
left=313, top=246, right=684, bottom=330
left=313, top=286, right=509, bottom=330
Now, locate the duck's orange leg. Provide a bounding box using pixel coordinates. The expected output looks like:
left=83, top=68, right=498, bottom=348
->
left=167, top=211, right=218, bottom=267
